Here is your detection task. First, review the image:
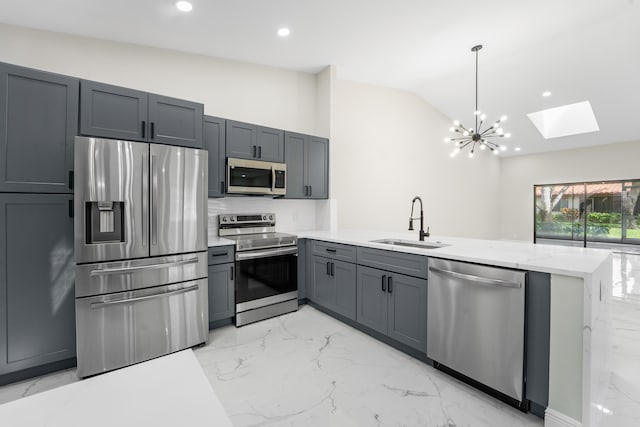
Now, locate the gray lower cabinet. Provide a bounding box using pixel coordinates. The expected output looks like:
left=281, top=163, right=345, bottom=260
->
left=226, top=120, right=284, bottom=162
left=207, top=246, right=235, bottom=326
left=297, top=239, right=307, bottom=300
left=356, top=265, right=427, bottom=353
left=204, top=116, right=226, bottom=197
left=207, top=263, right=235, bottom=324
left=0, top=62, right=78, bottom=193
left=284, top=132, right=328, bottom=199
left=80, top=80, right=203, bottom=148
left=0, top=194, right=76, bottom=381
left=310, top=255, right=356, bottom=320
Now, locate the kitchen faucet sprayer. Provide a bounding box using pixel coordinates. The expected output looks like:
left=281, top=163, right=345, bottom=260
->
left=409, top=196, right=430, bottom=241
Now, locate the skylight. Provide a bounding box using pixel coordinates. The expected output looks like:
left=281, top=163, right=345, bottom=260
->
left=527, top=101, right=599, bottom=139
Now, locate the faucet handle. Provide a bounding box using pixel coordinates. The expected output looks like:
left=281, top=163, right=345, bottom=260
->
left=425, top=226, right=430, bottom=237
left=408, top=219, right=414, bottom=231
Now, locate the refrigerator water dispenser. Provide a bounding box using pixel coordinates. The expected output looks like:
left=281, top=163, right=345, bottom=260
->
left=85, top=201, right=125, bottom=244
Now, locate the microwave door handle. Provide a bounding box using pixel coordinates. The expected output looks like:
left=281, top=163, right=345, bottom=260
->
left=272, top=166, right=276, bottom=194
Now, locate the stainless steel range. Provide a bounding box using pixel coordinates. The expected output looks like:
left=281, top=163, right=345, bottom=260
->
left=219, top=213, right=298, bottom=326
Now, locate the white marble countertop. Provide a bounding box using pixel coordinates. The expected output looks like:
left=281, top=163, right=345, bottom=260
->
left=0, top=350, right=233, bottom=427
left=208, top=233, right=235, bottom=247
left=296, top=230, right=612, bottom=278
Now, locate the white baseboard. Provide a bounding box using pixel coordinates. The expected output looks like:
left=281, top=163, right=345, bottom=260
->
left=545, top=408, right=582, bottom=427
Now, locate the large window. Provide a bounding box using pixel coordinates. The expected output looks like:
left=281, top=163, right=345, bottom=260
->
left=534, top=180, right=640, bottom=246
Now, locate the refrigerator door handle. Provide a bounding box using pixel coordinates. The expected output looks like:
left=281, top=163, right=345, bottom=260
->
left=89, top=284, right=200, bottom=308
left=151, top=154, right=158, bottom=246
left=142, top=150, right=149, bottom=247
left=89, top=257, right=200, bottom=276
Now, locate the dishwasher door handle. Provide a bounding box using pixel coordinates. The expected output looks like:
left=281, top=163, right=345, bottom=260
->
left=428, top=266, right=522, bottom=289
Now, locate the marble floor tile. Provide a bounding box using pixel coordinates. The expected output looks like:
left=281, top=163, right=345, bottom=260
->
left=1, top=252, right=639, bottom=427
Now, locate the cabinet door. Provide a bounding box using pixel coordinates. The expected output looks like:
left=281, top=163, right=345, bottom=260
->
left=208, top=263, right=235, bottom=324
left=256, top=126, right=284, bottom=162
left=148, top=94, right=204, bottom=148
left=0, top=194, right=75, bottom=376
left=226, top=120, right=257, bottom=160
left=305, top=136, right=328, bottom=199
left=356, top=265, right=388, bottom=335
left=80, top=80, right=148, bottom=142
left=311, top=256, right=334, bottom=309
left=204, top=116, right=226, bottom=197
left=0, top=63, right=77, bottom=193
left=297, top=239, right=306, bottom=300
left=387, top=273, right=427, bottom=352
left=284, top=132, right=306, bottom=198
left=333, top=260, right=357, bottom=321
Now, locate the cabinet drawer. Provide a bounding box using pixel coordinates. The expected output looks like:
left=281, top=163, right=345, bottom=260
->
left=310, top=240, right=356, bottom=263
left=357, top=247, right=427, bottom=279
left=208, top=246, right=235, bottom=265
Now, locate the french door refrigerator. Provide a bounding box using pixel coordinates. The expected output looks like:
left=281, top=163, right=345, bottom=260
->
left=73, top=136, right=208, bottom=378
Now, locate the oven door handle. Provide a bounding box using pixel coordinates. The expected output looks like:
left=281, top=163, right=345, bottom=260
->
left=236, top=246, right=298, bottom=261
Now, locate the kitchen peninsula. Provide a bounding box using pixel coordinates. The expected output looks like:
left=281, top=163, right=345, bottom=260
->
left=288, top=230, right=612, bottom=427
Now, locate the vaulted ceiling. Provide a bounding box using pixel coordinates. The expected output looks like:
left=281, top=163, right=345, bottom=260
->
left=1, top=0, right=638, bottom=156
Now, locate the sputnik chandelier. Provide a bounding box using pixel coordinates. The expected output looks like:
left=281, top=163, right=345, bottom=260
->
left=445, top=44, right=511, bottom=158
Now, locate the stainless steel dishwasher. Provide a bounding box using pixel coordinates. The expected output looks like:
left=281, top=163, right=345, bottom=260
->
left=427, top=258, right=527, bottom=407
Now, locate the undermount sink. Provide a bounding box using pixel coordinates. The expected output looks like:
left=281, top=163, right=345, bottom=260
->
left=370, top=239, right=448, bottom=250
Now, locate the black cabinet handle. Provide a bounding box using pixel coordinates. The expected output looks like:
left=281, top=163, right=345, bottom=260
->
left=220, top=181, right=225, bottom=194
left=230, top=266, right=234, bottom=281
left=142, top=120, right=146, bottom=139
left=258, top=146, right=262, bottom=158
left=253, top=146, right=257, bottom=158
left=330, top=262, right=335, bottom=277
left=309, top=186, right=312, bottom=197
left=68, top=170, right=74, bottom=190
left=150, top=122, right=155, bottom=139
left=382, top=275, right=386, bottom=292
left=388, top=276, right=393, bottom=293
left=326, top=261, right=331, bottom=276
left=68, top=199, right=74, bottom=218
left=325, top=248, right=337, bottom=253
left=210, top=252, right=227, bottom=257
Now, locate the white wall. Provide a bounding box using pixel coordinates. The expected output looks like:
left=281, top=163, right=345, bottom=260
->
left=498, top=139, right=640, bottom=241
left=0, top=23, right=318, bottom=135
left=330, top=78, right=502, bottom=239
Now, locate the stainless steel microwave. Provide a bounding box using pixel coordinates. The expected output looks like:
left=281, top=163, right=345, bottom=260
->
left=226, top=158, right=286, bottom=196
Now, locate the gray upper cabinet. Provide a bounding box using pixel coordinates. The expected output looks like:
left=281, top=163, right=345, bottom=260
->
left=356, top=264, right=427, bottom=353
left=80, top=80, right=204, bottom=148
left=0, top=193, right=76, bottom=380
left=204, top=116, right=227, bottom=197
left=226, top=120, right=284, bottom=162
left=80, top=80, right=147, bottom=142
left=284, top=131, right=328, bottom=199
left=148, top=94, right=203, bottom=148
left=0, top=62, right=78, bottom=193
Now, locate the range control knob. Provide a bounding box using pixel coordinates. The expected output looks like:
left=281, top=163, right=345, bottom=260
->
left=230, top=217, right=236, bottom=222
left=263, top=215, right=267, bottom=220
left=269, top=215, right=274, bottom=220
left=222, top=216, right=228, bottom=222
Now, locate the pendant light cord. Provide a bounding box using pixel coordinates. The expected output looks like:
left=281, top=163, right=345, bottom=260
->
left=475, top=47, right=479, bottom=132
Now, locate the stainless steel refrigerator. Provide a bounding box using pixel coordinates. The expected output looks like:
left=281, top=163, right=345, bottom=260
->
left=73, top=136, right=208, bottom=378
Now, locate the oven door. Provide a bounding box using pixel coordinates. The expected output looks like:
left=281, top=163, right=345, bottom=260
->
left=235, top=247, right=298, bottom=312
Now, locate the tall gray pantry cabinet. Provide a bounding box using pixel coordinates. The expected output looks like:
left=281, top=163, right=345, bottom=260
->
left=0, top=62, right=77, bottom=384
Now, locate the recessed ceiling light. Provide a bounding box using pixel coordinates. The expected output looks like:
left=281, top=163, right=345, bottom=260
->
left=527, top=101, right=599, bottom=139
left=277, top=27, right=291, bottom=37
left=542, top=91, right=552, bottom=97
left=515, top=147, right=521, bottom=152
left=176, top=1, right=192, bottom=12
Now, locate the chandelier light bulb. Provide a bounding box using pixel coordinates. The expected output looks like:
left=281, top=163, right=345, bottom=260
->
left=481, top=114, right=486, bottom=121
left=500, top=115, right=508, bottom=122
left=505, top=133, right=512, bottom=138
left=500, top=145, right=507, bottom=151
left=468, top=151, right=474, bottom=158
left=463, top=131, right=469, bottom=136
left=444, top=137, right=451, bottom=143
left=474, top=110, right=481, bottom=115
left=453, top=120, right=460, bottom=126
left=493, top=149, right=500, bottom=155
left=449, top=127, right=455, bottom=132
left=480, top=144, right=486, bottom=150
left=496, top=128, right=504, bottom=135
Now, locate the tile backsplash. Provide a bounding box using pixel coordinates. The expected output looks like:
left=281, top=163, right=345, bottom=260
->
left=207, top=197, right=334, bottom=234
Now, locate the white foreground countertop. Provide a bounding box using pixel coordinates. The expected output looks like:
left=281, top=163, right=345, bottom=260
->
left=296, top=230, right=611, bottom=278
left=0, top=350, right=233, bottom=427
